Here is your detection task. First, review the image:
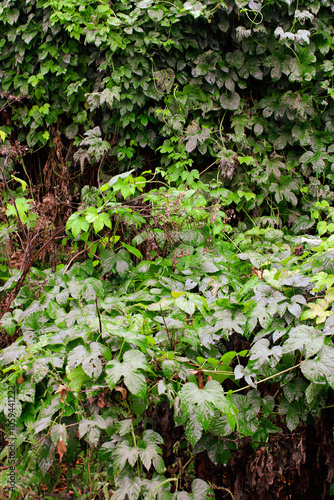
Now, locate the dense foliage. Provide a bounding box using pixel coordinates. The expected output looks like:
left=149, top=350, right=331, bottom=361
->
left=1, top=0, right=334, bottom=498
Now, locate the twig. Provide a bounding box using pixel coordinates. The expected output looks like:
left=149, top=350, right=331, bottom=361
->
left=95, top=296, right=102, bottom=335
left=1, top=226, right=65, bottom=317
left=160, top=306, right=174, bottom=350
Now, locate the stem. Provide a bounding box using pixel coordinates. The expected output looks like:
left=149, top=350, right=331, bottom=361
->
left=228, top=362, right=302, bottom=395
left=95, top=296, right=102, bottom=336
left=146, top=478, right=178, bottom=500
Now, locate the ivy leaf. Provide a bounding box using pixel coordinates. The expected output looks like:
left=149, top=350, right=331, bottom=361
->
left=213, top=309, right=246, bottom=334
left=220, top=91, right=240, bottom=110
left=281, top=274, right=310, bottom=287
left=305, top=382, right=324, bottom=404
left=180, top=380, right=233, bottom=431
left=300, top=299, right=332, bottom=324
left=139, top=443, right=165, bottom=473
left=301, top=345, right=334, bottom=388
left=51, top=423, right=67, bottom=445
left=153, top=68, right=175, bottom=93
left=17, top=382, right=36, bottom=403
left=100, top=87, right=121, bottom=107
left=0, top=343, right=26, bottom=366
left=288, top=295, right=306, bottom=317
left=82, top=342, right=104, bottom=378
left=284, top=401, right=300, bottom=431
left=67, top=345, right=87, bottom=371
left=112, top=471, right=142, bottom=500
left=247, top=300, right=273, bottom=331
left=175, top=296, right=195, bottom=315
left=191, top=479, right=214, bottom=500
left=0, top=312, right=16, bottom=336
left=113, top=442, right=140, bottom=476
left=141, top=474, right=173, bottom=499
left=106, top=351, right=149, bottom=397
left=282, top=325, right=324, bottom=358
left=180, top=382, right=214, bottom=430
left=185, top=412, right=203, bottom=446
left=100, top=249, right=130, bottom=276
left=79, top=414, right=112, bottom=446
left=249, top=339, right=282, bottom=369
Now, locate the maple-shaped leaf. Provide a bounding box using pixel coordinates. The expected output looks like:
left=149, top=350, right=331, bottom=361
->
left=139, top=443, right=165, bottom=473
left=112, top=470, right=142, bottom=500
left=106, top=350, right=149, bottom=397
left=180, top=380, right=235, bottom=432
left=249, top=339, right=282, bottom=369
left=113, top=442, right=140, bottom=476
left=180, top=382, right=215, bottom=430
left=282, top=325, right=324, bottom=358
left=214, top=309, right=246, bottom=334
left=66, top=343, right=103, bottom=379
left=82, top=342, right=104, bottom=378
left=301, top=345, right=334, bottom=389
left=246, top=299, right=273, bottom=331
left=301, top=299, right=332, bottom=324
left=139, top=431, right=165, bottom=473
left=142, top=430, right=164, bottom=445
left=79, top=414, right=113, bottom=446
left=142, top=473, right=173, bottom=500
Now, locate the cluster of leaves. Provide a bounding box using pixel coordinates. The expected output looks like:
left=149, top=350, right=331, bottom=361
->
left=1, top=180, right=334, bottom=495
left=0, top=0, right=334, bottom=221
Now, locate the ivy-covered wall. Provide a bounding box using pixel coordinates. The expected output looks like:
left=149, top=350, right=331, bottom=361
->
left=1, top=0, right=334, bottom=229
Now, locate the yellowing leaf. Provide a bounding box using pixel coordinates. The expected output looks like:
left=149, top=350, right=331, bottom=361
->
left=11, top=175, right=28, bottom=192
left=301, top=300, right=332, bottom=324
left=171, top=291, right=185, bottom=298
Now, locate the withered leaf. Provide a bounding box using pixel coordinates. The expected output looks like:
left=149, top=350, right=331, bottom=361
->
left=57, top=439, right=67, bottom=463
left=115, top=385, right=128, bottom=400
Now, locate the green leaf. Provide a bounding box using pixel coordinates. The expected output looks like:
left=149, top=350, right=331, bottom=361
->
left=191, top=479, right=214, bottom=500
left=79, top=414, right=112, bottom=446
left=249, top=339, right=282, bottom=369
left=139, top=443, right=165, bottom=473
left=185, top=412, right=203, bottom=446
left=113, top=471, right=142, bottom=500
left=0, top=312, right=16, bottom=336
left=106, top=350, right=149, bottom=397
left=180, top=380, right=234, bottom=431
left=282, top=325, right=324, bottom=358
left=175, top=296, right=195, bottom=315
left=180, top=382, right=214, bottom=430
left=121, top=241, right=143, bottom=259
left=300, top=299, right=332, bottom=324
left=113, top=442, right=140, bottom=475
left=301, top=345, right=334, bottom=388
left=66, top=212, right=90, bottom=238
left=66, top=366, right=90, bottom=393
left=51, top=423, right=67, bottom=445
left=220, top=92, right=241, bottom=110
